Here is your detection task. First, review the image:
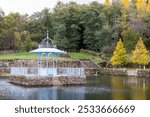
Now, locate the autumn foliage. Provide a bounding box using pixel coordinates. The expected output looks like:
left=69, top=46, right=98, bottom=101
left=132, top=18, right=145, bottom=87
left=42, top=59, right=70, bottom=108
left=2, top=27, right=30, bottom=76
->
left=136, top=0, right=146, bottom=11
left=111, top=39, right=127, bottom=67
left=122, top=0, right=130, bottom=8
left=131, top=38, right=149, bottom=67
left=104, top=0, right=110, bottom=6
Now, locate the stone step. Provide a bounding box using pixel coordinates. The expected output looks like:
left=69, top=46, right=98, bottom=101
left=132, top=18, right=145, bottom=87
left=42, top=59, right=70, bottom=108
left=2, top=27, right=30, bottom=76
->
left=79, top=59, right=100, bottom=68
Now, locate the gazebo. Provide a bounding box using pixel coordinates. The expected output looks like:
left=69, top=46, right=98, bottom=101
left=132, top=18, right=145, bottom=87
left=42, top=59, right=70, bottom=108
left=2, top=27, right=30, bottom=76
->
left=29, top=31, right=66, bottom=76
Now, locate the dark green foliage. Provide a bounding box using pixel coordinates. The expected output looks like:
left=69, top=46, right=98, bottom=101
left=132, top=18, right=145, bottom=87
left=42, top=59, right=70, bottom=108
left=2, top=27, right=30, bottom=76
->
left=122, top=28, right=139, bottom=52
left=0, top=1, right=150, bottom=53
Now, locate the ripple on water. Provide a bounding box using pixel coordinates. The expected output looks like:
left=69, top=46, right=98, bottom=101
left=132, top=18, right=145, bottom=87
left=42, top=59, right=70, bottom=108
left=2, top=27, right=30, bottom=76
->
left=58, top=86, right=112, bottom=94
left=85, top=87, right=112, bottom=94
left=0, top=80, right=26, bottom=100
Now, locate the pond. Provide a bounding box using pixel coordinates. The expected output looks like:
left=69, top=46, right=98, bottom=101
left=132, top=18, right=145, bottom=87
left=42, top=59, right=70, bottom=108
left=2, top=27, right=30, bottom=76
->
left=0, top=75, right=150, bottom=100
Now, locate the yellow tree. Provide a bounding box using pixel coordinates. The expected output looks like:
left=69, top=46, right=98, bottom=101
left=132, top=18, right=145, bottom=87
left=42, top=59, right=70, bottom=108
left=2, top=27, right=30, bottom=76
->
left=104, top=0, right=110, bottom=6
left=111, top=39, right=127, bottom=67
left=131, top=38, right=149, bottom=68
left=147, top=0, right=150, bottom=12
left=122, top=0, right=130, bottom=9
left=136, top=0, right=146, bottom=11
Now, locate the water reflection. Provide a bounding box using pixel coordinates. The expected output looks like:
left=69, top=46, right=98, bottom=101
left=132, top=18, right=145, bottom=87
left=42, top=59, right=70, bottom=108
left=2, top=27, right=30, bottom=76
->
left=111, top=77, right=150, bottom=100
left=111, top=77, right=126, bottom=100
left=124, top=78, right=149, bottom=100
left=0, top=76, right=150, bottom=100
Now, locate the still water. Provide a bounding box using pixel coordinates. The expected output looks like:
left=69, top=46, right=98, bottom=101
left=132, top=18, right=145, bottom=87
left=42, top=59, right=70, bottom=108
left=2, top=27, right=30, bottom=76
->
left=0, top=76, right=150, bottom=100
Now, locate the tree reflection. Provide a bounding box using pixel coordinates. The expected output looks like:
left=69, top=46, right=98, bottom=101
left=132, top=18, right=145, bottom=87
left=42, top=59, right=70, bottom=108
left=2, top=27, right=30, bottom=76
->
left=124, top=78, right=149, bottom=100
left=111, top=77, right=125, bottom=100
left=111, top=77, right=150, bottom=100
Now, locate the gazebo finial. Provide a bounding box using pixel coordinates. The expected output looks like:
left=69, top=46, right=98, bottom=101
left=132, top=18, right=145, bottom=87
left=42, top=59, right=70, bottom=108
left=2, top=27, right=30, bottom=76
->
left=47, top=30, right=49, bottom=38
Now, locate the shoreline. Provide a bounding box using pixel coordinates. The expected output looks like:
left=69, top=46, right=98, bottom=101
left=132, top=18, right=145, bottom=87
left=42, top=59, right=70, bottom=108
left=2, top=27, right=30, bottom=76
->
left=97, top=68, right=150, bottom=78
left=1, top=68, right=150, bottom=78
left=10, top=75, right=86, bottom=87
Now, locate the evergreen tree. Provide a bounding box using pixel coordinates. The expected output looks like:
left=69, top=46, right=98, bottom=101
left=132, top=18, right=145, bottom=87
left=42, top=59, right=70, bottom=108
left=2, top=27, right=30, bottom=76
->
left=131, top=38, right=149, bottom=68
left=111, top=39, right=127, bottom=67
left=104, top=0, right=110, bottom=6
left=122, top=0, right=130, bottom=9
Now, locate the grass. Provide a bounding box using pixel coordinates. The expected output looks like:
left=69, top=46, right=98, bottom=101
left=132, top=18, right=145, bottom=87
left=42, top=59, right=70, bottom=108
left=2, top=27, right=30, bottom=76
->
left=69, top=52, right=102, bottom=63
left=0, top=52, right=38, bottom=60
left=69, top=52, right=97, bottom=59
left=0, top=52, right=102, bottom=63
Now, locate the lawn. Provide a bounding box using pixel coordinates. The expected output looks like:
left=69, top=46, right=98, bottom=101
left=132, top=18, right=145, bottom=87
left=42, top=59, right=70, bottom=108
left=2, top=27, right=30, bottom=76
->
left=69, top=52, right=97, bottom=59
left=0, top=52, right=102, bottom=63
left=0, top=52, right=39, bottom=60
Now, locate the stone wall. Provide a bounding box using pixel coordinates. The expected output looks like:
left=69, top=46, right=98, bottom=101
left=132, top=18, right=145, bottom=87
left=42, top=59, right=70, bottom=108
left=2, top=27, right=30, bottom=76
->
left=0, top=61, right=10, bottom=75
left=137, top=70, right=150, bottom=78
left=98, top=68, right=127, bottom=76
left=2, top=60, right=150, bottom=78
left=10, top=75, right=86, bottom=87
left=6, top=59, right=81, bottom=68
left=85, top=68, right=99, bottom=76
left=10, top=75, right=52, bottom=86
left=98, top=68, right=150, bottom=78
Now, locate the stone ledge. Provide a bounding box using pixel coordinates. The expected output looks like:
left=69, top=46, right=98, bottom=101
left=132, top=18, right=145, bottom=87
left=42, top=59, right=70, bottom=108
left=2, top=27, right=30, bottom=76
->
left=98, top=68, right=150, bottom=78
left=9, top=75, right=86, bottom=87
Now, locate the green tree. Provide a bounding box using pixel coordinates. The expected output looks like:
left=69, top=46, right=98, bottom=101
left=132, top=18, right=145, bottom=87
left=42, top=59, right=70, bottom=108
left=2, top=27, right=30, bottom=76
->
left=14, top=32, right=22, bottom=51
left=31, top=41, right=38, bottom=49
left=111, top=39, right=127, bottom=67
left=0, top=9, right=4, bottom=50
left=131, top=38, right=149, bottom=68
left=23, top=31, right=32, bottom=52
left=1, top=13, right=26, bottom=50
left=26, top=8, right=54, bottom=42
left=0, top=8, right=4, bottom=18
left=122, top=28, right=139, bottom=52
left=53, top=1, right=83, bottom=51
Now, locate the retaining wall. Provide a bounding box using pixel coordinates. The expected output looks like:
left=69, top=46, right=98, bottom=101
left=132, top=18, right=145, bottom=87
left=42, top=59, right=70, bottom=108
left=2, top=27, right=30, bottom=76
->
left=98, top=68, right=150, bottom=78
left=10, top=75, right=86, bottom=87
left=10, top=60, right=81, bottom=68
left=1, top=60, right=150, bottom=78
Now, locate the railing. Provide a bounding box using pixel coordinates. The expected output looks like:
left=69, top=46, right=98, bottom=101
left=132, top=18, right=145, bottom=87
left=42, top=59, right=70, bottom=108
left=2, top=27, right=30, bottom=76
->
left=58, top=68, right=85, bottom=76
left=10, top=67, right=85, bottom=76
left=11, top=67, right=27, bottom=75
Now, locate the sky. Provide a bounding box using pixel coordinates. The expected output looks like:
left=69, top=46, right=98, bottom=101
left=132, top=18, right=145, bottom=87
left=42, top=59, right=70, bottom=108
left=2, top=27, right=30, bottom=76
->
left=0, top=0, right=105, bottom=15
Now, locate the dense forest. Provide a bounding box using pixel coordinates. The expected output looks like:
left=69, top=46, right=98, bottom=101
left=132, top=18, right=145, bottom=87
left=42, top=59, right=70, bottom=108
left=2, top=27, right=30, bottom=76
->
left=0, top=0, right=150, bottom=53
